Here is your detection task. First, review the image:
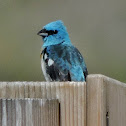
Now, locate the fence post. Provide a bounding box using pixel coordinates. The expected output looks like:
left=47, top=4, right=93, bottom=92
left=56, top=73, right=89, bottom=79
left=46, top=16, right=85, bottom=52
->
left=87, top=75, right=106, bottom=126
left=87, top=74, right=126, bottom=126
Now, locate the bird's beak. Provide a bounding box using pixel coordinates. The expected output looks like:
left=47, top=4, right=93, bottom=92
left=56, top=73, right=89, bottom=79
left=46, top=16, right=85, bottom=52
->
left=37, top=29, right=48, bottom=36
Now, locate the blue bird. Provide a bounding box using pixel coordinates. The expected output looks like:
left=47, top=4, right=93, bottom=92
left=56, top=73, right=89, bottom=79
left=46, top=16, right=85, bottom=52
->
left=37, top=20, right=88, bottom=81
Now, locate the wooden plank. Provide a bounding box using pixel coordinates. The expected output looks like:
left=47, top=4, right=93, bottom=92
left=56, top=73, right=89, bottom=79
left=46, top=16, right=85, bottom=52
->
left=0, top=99, right=59, bottom=126
left=69, top=83, right=74, bottom=126
left=104, top=76, right=126, bottom=126
left=87, top=74, right=126, bottom=126
left=6, top=99, right=12, bottom=126
left=11, top=99, right=16, bottom=126
left=87, top=74, right=107, bottom=126
left=2, top=99, right=7, bottom=126
left=0, top=82, right=6, bottom=98
left=0, top=99, right=2, bottom=126
left=0, top=82, right=86, bottom=126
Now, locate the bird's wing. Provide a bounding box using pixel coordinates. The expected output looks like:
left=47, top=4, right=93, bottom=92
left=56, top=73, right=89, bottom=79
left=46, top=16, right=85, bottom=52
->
left=43, top=44, right=88, bottom=81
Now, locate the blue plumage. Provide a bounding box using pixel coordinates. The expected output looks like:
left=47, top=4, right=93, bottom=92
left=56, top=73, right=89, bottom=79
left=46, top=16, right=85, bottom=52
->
left=38, top=20, right=88, bottom=81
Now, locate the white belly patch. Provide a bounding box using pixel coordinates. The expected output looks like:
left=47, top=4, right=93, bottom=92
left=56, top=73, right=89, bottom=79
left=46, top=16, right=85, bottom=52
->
left=41, top=58, right=52, bottom=81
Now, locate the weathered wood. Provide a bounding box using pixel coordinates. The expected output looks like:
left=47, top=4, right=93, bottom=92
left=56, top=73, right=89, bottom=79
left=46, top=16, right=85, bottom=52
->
left=0, top=99, right=59, bottom=126
left=87, top=74, right=126, bottom=126
left=0, top=82, right=86, bottom=126
left=105, top=76, right=126, bottom=126
left=87, top=75, right=106, bottom=126
left=1, top=75, right=126, bottom=126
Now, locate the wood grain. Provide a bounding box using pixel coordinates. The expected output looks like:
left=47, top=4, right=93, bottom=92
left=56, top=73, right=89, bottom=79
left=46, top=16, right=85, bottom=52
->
left=0, top=82, right=86, bottom=126
left=0, top=99, right=59, bottom=126
left=87, top=74, right=126, bottom=126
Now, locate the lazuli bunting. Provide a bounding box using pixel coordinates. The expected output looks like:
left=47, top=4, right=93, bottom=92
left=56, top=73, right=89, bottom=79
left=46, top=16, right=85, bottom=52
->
left=37, top=20, right=88, bottom=81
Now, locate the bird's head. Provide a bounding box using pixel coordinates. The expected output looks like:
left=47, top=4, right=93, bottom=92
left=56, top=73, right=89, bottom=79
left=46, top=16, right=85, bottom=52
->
left=37, top=20, right=71, bottom=47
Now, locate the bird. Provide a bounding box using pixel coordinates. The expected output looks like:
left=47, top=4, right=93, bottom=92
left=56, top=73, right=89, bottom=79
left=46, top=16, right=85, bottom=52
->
left=37, top=20, right=88, bottom=81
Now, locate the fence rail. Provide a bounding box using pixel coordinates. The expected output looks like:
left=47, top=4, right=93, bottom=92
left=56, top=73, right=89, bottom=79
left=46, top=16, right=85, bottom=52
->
left=0, top=74, right=126, bottom=126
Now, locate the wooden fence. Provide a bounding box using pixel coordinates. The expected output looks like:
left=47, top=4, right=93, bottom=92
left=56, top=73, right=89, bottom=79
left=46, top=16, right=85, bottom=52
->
left=0, top=99, right=59, bottom=126
left=0, top=74, right=125, bottom=126
left=87, top=74, right=126, bottom=126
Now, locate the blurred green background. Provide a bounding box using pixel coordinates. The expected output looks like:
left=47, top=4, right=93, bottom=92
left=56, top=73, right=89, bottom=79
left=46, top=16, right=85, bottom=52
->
left=0, top=0, right=126, bottom=82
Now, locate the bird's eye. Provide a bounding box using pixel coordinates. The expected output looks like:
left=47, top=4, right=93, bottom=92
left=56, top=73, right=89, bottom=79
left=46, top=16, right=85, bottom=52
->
left=47, top=30, right=58, bottom=35
left=54, top=30, right=58, bottom=34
